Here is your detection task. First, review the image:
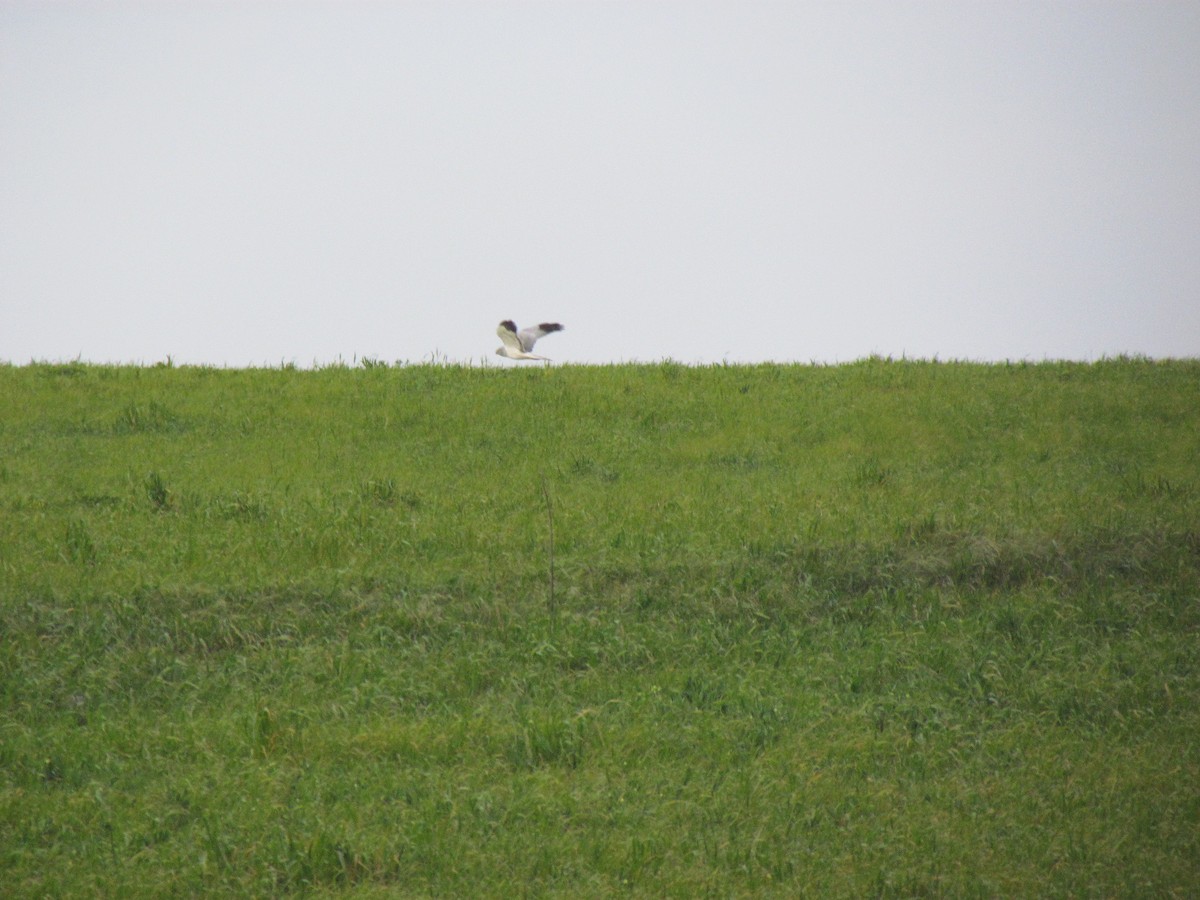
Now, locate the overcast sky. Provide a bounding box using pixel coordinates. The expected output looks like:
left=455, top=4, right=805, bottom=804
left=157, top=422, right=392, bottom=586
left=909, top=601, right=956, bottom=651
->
left=2, top=1, right=1198, bottom=366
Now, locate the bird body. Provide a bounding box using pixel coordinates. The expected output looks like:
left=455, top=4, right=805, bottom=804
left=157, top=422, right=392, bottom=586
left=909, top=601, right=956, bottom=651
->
left=495, top=320, right=564, bottom=360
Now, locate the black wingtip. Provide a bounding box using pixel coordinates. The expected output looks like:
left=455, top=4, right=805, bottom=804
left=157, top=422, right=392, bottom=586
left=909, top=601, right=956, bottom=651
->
left=538, top=323, right=564, bottom=333
left=499, top=320, right=517, bottom=333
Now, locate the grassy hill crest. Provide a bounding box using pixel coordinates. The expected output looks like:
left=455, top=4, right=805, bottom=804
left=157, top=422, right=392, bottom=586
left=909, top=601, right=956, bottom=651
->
left=2, top=358, right=1197, bottom=895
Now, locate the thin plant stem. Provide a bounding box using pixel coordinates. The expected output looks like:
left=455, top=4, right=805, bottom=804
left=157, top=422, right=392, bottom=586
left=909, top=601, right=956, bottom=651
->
left=541, top=475, right=556, bottom=625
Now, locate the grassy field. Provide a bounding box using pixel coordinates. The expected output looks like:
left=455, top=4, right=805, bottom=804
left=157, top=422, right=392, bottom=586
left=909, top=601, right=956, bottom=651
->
left=1, top=357, right=1198, bottom=896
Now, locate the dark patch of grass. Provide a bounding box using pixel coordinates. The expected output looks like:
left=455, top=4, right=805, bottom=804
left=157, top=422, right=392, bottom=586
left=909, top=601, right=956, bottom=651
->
left=143, top=471, right=171, bottom=511
left=796, top=525, right=1200, bottom=599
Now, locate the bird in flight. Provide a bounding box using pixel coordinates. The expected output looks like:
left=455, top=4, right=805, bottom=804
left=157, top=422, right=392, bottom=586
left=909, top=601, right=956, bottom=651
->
left=495, top=320, right=565, bottom=361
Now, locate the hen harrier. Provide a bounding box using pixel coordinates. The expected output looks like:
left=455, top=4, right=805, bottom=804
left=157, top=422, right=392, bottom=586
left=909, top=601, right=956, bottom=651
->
left=495, top=320, right=564, bottom=361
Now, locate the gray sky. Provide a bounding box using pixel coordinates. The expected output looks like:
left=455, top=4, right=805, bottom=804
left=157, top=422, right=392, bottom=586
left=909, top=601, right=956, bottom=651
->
left=3, top=1, right=1198, bottom=366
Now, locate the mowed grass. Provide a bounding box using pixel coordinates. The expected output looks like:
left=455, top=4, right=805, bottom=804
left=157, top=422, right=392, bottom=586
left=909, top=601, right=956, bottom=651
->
left=1, top=357, right=1198, bottom=896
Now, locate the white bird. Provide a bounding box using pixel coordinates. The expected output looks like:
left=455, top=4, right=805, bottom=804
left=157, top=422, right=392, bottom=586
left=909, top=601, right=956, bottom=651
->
left=495, top=320, right=564, bottom=361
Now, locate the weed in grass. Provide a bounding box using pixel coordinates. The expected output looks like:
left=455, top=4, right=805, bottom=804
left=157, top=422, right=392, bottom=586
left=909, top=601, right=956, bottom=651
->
left=507, top=708, right=593, bottom=770
left=144, top=470, right=171, bottom=511
left=359, top=477, right=397, bottom=507
left=63, top=519, right=97, bottom=565
left=213, top=491, right=269, bottom=522
left=853, top=456, right=892, bottom=487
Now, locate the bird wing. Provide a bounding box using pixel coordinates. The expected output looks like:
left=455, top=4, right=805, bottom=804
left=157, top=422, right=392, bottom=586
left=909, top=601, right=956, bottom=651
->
left=518, top=322, right=564, bottom=352
left=497, top=321, right=525, bottom=354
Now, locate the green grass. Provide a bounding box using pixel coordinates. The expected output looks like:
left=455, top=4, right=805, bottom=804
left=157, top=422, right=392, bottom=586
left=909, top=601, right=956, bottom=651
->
left=1, top=357, right=1198, bottom=896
